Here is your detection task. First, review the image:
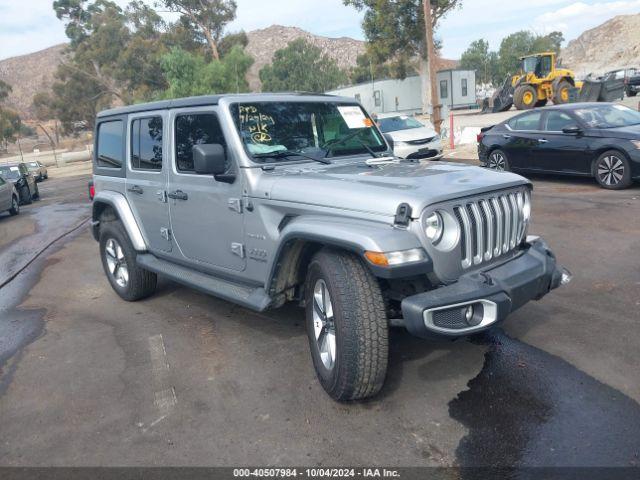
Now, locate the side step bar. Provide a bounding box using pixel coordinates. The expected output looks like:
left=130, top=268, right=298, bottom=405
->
left=137, top=254, right=272, bottom=312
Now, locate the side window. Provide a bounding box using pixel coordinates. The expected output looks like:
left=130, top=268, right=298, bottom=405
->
left=373, top=90, right=381, bottom=107
left=131, top=116, right=163, bottom=171
left=544, top=111, right=575, bottom=132
left=19, top=164, right=27, bottom=174
left=508, top=112, right=542, bottom=131
left=175, top=113, right=227, bottom=173
left=461, top=78, right=468, bottom=97
left=354, top=93, right=361, bottom=103
left=0, top=176, right=5, bottom=186
left=440, top=80, right=448, bottom=99
left=97, top=120, right=124, bottom=169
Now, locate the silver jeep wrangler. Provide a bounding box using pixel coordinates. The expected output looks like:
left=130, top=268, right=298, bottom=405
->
left=91, top=93, right=570, bottom=401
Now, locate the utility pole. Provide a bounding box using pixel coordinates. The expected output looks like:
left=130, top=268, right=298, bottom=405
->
left=422, top=0, right=442, bottom=133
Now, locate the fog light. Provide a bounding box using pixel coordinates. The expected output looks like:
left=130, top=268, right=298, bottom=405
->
left=464, top=305, right=474, bottom=323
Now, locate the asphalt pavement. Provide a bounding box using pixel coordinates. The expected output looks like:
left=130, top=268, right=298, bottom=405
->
left=0, top=162, right=638, bottom=467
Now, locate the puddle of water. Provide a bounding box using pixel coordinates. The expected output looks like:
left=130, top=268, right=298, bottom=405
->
left=450, top=329, right=640, bottom=468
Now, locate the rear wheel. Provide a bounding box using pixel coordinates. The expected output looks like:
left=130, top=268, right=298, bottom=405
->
left=9, top=196, right=19, bottom=216
left=514, top=85, right=537, bottom=110
left=628, top=90, right=638, bottom=98
left=99, top=220, right=157, bottom=301
left=33, top=184, right=40, bottom=200
left=304, top=249, right=388, bottom=401
left=594, top=151, right=632, bottom=190
left=553, top=80, right=572, bottom=105
left=487, top=149, right=510, bottom=172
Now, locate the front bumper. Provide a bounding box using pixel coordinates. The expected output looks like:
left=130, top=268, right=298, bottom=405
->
left=401, top=238, right=570, bottom=338
left=395, top=140, right=443, bottom=160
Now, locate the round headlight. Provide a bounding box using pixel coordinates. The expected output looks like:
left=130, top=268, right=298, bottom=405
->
left=425, top=212, right=444, bottom=244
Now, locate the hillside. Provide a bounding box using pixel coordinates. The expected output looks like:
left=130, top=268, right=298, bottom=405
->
left=561, top=14, right=640, bottom=77
left=0, top=44, right=66, bottom=119
left=0, top=25, right=456, bottom=119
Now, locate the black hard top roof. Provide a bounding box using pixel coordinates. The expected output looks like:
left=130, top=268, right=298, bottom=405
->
left=97, top=92, right=351, bottom=118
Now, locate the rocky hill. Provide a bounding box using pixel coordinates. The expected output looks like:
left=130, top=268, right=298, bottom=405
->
left=0, top=44, right=66, bottom=119
left=0, top=25, right=456, bottom=119
left=561, top=14, right=640, bottom=77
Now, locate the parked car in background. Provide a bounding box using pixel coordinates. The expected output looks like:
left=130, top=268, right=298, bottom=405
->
left=625, top=67, right=640, bottom=97
left=26, top=161, right=48, bottom=181
left=0, top=163, right=40, bottom=204
left=0, top=174, right=20, bottom=216
left=478, top=102, right=640, bottom=190
left=377, top=113, right=443, bottom=160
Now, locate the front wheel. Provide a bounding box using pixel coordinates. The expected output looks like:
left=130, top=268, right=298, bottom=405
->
left=305, top=249, right=388, bottom=401
left=99, top=220, right=157, bottom=301
left=9, top=196, right=19, bottom=216
left=594, top=151, right=632, bottom=190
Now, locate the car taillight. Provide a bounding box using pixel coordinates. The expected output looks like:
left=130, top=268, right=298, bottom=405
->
left=89, top=183, right=95, bottom=200
left=477, top=132, right=485, bottom=143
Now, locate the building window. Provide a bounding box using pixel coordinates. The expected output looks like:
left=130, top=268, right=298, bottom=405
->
left=355, top=93, right=361, bottom=103
left=440, top=80, right=449, bottom=99
left=461, top=78, right=468, bottom=97
left=373, top=90, right=381, bottom=107
left=97, top=120, right=123, bottom=169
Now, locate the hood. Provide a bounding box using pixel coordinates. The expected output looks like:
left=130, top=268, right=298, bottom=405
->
left=266, top=159, right=529, bottom=218
left=595, top=124, right=640, bottom=140
left=386, top=126, right=438, bottom=142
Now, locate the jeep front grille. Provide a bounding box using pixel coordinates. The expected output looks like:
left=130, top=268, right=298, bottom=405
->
left=454, top=189, right=529, bottom=269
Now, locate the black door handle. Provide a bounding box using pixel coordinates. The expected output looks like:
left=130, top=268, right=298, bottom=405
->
left=127, top=185, right=143, bottom=194
left=168, top=190, right=188, bottom=201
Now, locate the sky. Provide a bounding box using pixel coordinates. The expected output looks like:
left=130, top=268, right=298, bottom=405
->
left=1, top=0, right=639, bottom=61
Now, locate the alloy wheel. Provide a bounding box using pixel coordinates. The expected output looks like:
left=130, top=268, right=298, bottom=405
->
left=489, top=152, right=506, bottom=171
left=105, top=238, right=129, bottom=288
left=312, top=279, right=336, bottom=370
left=12, top=197, right=18, bottom=213
left=597, top=155, right=625, bottom=186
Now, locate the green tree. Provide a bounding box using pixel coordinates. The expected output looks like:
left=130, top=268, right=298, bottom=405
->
left=0, top=108, right=22, bottom=151
left=218, top=31, right=248, bottom=58
left=343, top=0, right=463, bottom=111
left=459, top=39, right=499, bottom=85
left=160, top=45, right=253, bottom=98
left=350, top=53, right=392, bottom=85
left=259, top=39, right=347, bottom=93
left=159, top=0, right=237, bottom=60
left=0, top=79, right=11, bottom=102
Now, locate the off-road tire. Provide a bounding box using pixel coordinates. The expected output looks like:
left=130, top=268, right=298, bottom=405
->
left=99, top=219, right=157, bottom=301
left=304, top=249, right=388, bottom=401
left=513, top=85, right=537, bottom=110
left=593, top=150, right=632, bottom=190
left=33, top=184, right=40, bottom=200
left=9, top=195, right=19, bottom=216
left=553, top=79, right=572, bottom=105
left=535, top=99, right=548, bottom=108
left=20, top=185, right=32, bottom=205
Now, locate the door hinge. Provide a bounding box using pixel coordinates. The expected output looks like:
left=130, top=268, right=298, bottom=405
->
left=160, top=227, right=171, bottom=241
left=157, top=190, right=168, bottom=203
left=231, top=242, right=245, bottom=258
left=228, top=198, right=243, bottom=214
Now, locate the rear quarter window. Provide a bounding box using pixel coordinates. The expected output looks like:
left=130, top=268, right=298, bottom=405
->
left=97, top=120, right=124, bottom=169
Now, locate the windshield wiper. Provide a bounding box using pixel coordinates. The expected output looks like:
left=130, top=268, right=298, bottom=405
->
left=253, top=150, right=332, bottom=165
left=322, top=131, right=382, bottom=159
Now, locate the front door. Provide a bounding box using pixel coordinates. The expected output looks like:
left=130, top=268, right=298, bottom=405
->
left=167, top=108, right=246, bottom=272
left=534, top=111, right=592, bottom=174
left=0, top=176, right=11, bottom=211
left=126, top=112, right=172, bottom=253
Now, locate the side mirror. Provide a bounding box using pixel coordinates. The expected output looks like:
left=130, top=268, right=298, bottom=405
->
left=562, top=125, right=582, bottom=135
left=192, top=144, right=235, bottom=183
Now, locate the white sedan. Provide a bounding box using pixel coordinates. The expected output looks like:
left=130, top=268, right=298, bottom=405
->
left=377, top=114, right=443, bottom=160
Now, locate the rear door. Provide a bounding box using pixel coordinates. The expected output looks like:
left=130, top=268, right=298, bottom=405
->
left=503, top=111, right=543, bottom=169
left=534, top=110, right=592, bottom=174
left=126, top=111, right=172, bottom=253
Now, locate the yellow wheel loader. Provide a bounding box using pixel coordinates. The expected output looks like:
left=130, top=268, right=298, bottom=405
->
left=489, top=52, right=583, bottom=112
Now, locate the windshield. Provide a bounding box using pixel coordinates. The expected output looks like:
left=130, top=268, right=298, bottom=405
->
left=231, top=102, right=386, bottom=162
left=378, top=116, right=425, bottom=133
left=0, top=166, right=20, bottom=180
left=28, top=162, right=39, bottom=168
left=522, top=56, right=538, bottom=73
left=574, top=104, right=640, bottom=129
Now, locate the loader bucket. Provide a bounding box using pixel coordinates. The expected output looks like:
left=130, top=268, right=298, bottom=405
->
left=491, top=76, right=515, bottom=113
